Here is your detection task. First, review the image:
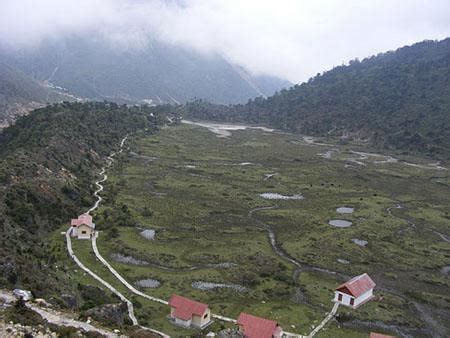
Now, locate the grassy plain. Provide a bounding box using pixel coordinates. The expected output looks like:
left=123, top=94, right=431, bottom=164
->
left=67, top=123, right=449, bottom=337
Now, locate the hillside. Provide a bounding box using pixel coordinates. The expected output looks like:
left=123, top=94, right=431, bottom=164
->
left=183, top=38, right=450, bottom=159
left=0, top=62, right=66, bottom=128
left=0, top=36, right=290, bottom=105
left=0, top=102, right=171, bottom=303
left=0, top=62, right=80, bottom=128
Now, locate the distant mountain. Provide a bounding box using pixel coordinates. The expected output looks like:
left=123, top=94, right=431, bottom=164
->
left=1, top=36, right=290, bottom=105
left=0, top=61, right=79, bottom=128
left=0, top=63, right=54, bottom=128
left=183, top=38, right=450, bottom=159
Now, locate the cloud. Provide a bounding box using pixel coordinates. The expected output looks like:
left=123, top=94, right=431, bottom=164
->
left=1, top=0, right=450, bottom=82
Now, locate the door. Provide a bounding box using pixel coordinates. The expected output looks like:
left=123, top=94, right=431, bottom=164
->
left=350, top=297, right=355, bottom=306
left=338, top=293, right=343, bottom=301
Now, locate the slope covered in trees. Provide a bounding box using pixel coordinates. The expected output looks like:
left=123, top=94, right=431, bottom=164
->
left=0, top=102, right=171, bottom=298
left=0, top=62, right=70, bottom=128
left=183, top=38, right=450, bottom=159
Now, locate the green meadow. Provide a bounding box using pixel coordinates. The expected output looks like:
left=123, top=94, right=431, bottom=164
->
left=68, top=123, right=449, bottom=337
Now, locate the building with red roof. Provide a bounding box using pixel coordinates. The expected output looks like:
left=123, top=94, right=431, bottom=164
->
left=237, top=312, right=282, bottom=338
left=334, top=273, right=376, bottom=308
left=70, top=213, right=95, bottom=239
left=168, top=294, right=211, bottom=329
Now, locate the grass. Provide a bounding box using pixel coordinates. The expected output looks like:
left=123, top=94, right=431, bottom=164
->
left=54, top=123, right=450, bottom=336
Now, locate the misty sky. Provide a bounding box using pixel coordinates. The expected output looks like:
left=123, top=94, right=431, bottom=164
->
left=1, top=0, right=450, bottom=83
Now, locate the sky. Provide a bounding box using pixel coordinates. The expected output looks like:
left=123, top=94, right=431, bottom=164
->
left=1, top=0, right=450, bottom=83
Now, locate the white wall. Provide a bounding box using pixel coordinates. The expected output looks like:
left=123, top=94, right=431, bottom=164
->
left=334, top=289, right=374, bottom=308
left=334, top=291, right=353, bottom=306
left=174, top=317, right=191, bottom=327
left=354, top=289, right=373, bottom=307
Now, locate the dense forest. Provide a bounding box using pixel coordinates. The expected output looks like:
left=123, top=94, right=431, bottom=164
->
left=0, top=102, right=172, bottom=298
left=183, top=38, right=450, bottom=159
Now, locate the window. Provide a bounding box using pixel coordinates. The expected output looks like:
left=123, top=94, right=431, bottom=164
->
left=203, top=313, right=208, bottom=319
left=350, top=297, right=355, bottom=306
left=338, top=293, right=342, bottom=301
left=82, top=231, right=87, bottom=234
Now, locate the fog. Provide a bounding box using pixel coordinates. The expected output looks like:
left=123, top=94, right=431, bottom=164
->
left=1, top=0, right=450, bottom=82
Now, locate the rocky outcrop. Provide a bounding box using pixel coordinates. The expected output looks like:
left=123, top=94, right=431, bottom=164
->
left=218, top=328, right=245, bottom=338
left=84, top=302, right=128, bottom=326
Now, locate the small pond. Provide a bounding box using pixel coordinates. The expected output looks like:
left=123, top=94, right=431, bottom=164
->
left=140, top=229, right=155, bottom=240
left=111, top=253, right=149, bottom=266
left=351, top=238, right=368, bottom=247
left=191, top=281, right=247, bottom=293
left=337, top=258, right=350, bottom=264
left=260, top=193, right=304, bottom=200
left=336, top=207, right=354, bottom=214
left=329, top=219, right=353, bottom=228
left=135, top=279, right=160, bottom=288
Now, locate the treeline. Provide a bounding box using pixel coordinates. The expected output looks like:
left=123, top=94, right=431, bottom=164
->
left=183, top=38, right=450, bottom=159
left=0, top=101, right=173, bottom=295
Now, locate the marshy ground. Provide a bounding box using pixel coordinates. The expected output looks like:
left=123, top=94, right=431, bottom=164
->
left=65, top=123, right=449, bottom=337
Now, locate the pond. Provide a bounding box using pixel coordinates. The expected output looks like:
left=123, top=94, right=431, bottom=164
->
left=351, top=238, right=368, bottom=247
left=191, top=281, right=247, bottom=293
left=259, top=193, right=304, bottom=200
left=182, top=120, right=273, bottom=138
left=140, top=229, right=155, bottom=240
left=336, top=207, right=354, bottom=214
left=329, top=219, right=353, bottom=228
left=337, top=258, right=350, bottom=264
left=111, top=253, right=149, bottom=266
left=441, top=266, right=450, bottom=275
left=135, top=279, right=161, bottom=288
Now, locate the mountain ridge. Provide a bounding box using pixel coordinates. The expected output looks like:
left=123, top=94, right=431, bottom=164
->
left=182, top=38, right=450, bottom=160
left=1, top=36, right=291, bottom=106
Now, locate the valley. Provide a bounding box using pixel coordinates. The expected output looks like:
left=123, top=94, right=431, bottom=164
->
left=63, top=121, right=450, bottom=337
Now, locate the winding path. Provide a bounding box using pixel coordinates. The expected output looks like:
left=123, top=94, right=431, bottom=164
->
left=65, top=136, right=169, bottom=337
left=309, top=302, right=340, bottom=337
left=86, top=136, right=236, bottom=325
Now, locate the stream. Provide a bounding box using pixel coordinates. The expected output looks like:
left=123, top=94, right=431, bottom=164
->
left=248, top=205, right=342, bottom=281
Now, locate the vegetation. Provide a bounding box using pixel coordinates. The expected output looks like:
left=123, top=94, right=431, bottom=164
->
left=84, top=124, right=449, bottom=336
left=0, top=62, right=70, bottom=127
left=183, top=38, right=450, bottom=160
left=0, top=101, right=170, bottom=299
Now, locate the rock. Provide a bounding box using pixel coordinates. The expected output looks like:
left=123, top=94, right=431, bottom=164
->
left=85, top=302, right=128, bottom=326
left=218, top=328, right=244, bottom=338
left=61, top=293, right=78, bottom=309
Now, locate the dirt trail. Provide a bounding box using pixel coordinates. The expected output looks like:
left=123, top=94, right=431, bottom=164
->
left=1, top=290, right=117, bottom=337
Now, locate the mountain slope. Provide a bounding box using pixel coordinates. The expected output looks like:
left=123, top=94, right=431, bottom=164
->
left=0, top=101, right=170, bottom=300
left=0, top=62, right=78, bottom=128
left=1, top=36, right=290, bottom=105
left=183, top=38, right=450, bottom=159
left=0, top=62, right=52, bottom=127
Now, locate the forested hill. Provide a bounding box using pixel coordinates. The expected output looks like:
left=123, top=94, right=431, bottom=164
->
left=183, top=38, right=450, bottom=159
left=0, top=62, right=71, bottom=128
left=0, top=102, right=171, bottom=297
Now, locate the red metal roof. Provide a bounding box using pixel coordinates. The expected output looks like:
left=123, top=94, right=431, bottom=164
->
left=71, top=213, right=94, bottom=227
left=237, top=312, right=279, bottom=338
left=168, top=294, right=208, bottom=321
left=370, top=333, right=394, bottom=338
left=336, top=273, right=376, bottom=298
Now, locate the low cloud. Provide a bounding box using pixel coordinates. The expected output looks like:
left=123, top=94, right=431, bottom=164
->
left=1, top=0, right=450, bottom=82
